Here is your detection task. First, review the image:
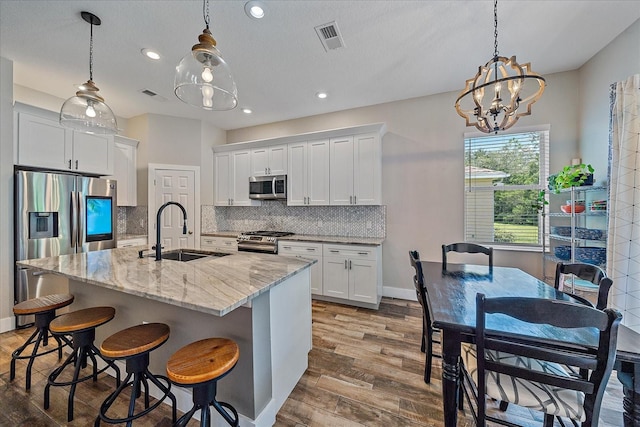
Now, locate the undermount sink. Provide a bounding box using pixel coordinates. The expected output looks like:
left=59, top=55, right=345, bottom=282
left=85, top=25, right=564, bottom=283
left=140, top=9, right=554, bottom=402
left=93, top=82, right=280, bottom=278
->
left=159, top=249, right=230, bottom=262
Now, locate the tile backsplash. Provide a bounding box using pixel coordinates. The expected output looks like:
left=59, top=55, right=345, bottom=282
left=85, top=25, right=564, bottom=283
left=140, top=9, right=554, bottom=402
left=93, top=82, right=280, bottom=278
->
left=201, top=201, right=385, bottom=238
left=117, top=206, right=148, bottom=235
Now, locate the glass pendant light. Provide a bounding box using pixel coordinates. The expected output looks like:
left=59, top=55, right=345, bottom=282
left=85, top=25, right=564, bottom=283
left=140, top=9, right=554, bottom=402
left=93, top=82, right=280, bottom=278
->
left=60, top=12, right=118, bottom=135
left=174, top=0, right=238, bottom=111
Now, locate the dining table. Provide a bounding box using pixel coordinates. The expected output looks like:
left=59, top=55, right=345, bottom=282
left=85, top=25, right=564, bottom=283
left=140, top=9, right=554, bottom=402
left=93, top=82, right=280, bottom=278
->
left=420, top=261, right=640, bottom=427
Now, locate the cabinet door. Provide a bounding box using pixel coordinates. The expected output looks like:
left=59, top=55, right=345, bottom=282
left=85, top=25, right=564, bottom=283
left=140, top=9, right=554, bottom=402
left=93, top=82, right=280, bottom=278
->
left=307, top=139, right=330, bottom=205
left=17, top=112, right=73, bottom=171
left=109, top=138, right=137, bottom=206
left=287, top=142, right=307, bottom=206
left=214, top=152, right=231, bottom=206
left=349, top=258, right=378, bottom=303
left=268, top=145, right=288, bottom=175
left=72, top=132, right=114, bottom=175
left=323, top=256, right=349, bottom=298
left=231, top=150, right=254, bottom=206
left=353, top=133, right=381, bottom=205
left=330, top=136, right=354, bottom=205
left=250, top=148, right=269, bottom=176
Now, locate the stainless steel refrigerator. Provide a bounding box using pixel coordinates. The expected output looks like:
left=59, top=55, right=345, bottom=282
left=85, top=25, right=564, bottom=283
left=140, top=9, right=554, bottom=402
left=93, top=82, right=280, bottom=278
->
left=14, top=169, right=117, bottom=326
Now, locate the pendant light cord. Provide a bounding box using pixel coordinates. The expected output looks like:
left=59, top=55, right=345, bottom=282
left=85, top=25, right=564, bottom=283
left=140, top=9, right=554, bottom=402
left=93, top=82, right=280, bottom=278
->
left=89, top=19, right=94, bottom=81
left=493, top=0, right=499, bottom=59
left=203, top=0, right=210, bottom=29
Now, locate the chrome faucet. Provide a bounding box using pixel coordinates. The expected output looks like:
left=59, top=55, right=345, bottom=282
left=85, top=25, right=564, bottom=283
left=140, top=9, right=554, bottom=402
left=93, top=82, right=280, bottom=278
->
left=155, top=201, right=187, bottom=261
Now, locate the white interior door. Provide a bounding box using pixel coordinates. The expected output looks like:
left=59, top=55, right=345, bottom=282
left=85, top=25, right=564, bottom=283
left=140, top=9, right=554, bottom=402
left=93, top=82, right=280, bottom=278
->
left=152, top=167, right=197, bottom=250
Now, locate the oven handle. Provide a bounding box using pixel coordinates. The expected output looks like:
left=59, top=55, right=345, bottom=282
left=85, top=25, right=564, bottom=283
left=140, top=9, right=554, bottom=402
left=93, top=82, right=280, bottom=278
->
left=272, top=177, right=277, bottom=199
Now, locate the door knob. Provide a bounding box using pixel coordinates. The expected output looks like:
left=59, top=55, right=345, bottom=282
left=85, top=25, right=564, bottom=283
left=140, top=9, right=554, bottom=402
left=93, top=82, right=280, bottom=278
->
left=188, top=231, right=193, bottom=235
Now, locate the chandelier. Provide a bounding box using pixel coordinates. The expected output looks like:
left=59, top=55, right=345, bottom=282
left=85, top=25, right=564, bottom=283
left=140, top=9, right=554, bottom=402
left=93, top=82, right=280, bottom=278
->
left=60, top=12, right=118, bottom=135
left=454, top=0, right=545, bottom=134
left=174, top=0, right=238, bottom=111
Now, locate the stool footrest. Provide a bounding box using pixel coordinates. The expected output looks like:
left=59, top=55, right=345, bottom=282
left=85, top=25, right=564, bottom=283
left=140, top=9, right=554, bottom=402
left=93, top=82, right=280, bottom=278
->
left=96, top=370, right=176, bottom=426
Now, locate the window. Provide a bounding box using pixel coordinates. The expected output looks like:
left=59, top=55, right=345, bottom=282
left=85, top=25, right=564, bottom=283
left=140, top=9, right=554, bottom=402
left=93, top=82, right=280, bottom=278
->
left=464, top=127, right=549, bottom=246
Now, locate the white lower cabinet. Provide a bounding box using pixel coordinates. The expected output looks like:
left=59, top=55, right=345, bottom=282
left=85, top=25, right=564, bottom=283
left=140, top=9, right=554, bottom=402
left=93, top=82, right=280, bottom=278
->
left=279, top=241, right=381, bottom=307
left=278, top=242, right=323, bottom=295
left=323, top=244, right=381, bottom=305
left=201, top=236, right=238, bottom=253
left=117, top=237, right=148, bottom=248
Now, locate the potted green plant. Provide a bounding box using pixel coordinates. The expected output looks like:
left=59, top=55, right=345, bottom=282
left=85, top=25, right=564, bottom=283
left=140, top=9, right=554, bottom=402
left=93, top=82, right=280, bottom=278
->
left=550, top=163, right=594, bottom=193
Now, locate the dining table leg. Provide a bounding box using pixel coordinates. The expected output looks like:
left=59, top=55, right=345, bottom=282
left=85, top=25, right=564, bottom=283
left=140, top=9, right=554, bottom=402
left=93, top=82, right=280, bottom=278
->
left=441, top=328, right=462, bottom=427
left=618, top=361, right=640, bottom=427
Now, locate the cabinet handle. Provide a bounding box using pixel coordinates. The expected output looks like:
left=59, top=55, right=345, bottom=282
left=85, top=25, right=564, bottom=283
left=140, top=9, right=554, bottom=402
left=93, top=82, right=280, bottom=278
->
left=68, top=159, right=72, bottom=169
left=330, top=250, right=339, bottom=253
left=75, top=160, right=79, bottom=170
left=225, top=242, right=233, bottom=246
left=306, top=248, right=315, bottom=251
left=358, top=252, right=368, bottom=255
left=349, top=260, right=352, bottom=269
left=268, top=167, right=271, bottom=174
left=344, top=260, right=348, bottom=269
left=354, top=195, right=357, bottom=204
left=350, top=195, right=353, bottom=204
left=283, top=246, right=292, bottom=250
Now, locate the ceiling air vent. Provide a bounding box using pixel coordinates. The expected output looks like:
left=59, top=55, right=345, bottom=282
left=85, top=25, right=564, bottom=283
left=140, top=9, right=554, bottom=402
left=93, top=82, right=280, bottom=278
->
left=314, top=21, right=345, bottom=51
left=140, top=89, right=167, bottom=102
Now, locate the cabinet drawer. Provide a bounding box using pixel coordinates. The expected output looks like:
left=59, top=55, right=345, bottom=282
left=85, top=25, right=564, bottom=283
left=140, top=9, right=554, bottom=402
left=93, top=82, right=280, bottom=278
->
left=278, top=241, right=322, bottom=256
left=323, top=244, right=376, bottom=259
left=201, top=236, right=238, bottom=252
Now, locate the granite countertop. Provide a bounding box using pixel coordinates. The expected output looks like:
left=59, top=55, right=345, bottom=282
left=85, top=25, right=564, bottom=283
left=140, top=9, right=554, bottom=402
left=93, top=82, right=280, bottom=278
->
left=201, top=232, right=384, bottom=246
left=17, top=248, right=314, bottom=317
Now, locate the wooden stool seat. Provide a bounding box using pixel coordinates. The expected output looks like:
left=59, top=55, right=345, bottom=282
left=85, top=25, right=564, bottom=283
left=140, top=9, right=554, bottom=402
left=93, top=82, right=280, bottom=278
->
left=11, top=293, right=75, bottom=390
left=13, top=293, right=74, bottom=315
left=95, top=323, right=176, bottom=426
left=167, top=338, right=240, bottom=427
left=45, top=306, right=120, bottom=422
left=50, top=306, right=115, bottom=334
left=167, top=338, right=239, bottom=385
left=100, top=322, right=170, bottom=359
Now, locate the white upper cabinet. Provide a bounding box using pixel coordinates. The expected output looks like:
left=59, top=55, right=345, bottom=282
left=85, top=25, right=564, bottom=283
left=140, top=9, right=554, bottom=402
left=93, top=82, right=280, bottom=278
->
left=214, top=150, right=260, bottom=206
left=251, top=144, right=287, bottom=176
left=15, top=105, right=114, bottom=176
left=107, top=136, right=138, bottom=206
left=330, top=133, right=381, bottom=205
left=288, top=139, right=330, bottom=206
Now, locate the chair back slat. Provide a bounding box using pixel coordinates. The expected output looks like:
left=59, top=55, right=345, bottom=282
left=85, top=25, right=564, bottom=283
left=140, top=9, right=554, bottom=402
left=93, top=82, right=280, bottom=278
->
left=442, top=243, right=493, bottom=272
left=554, top=262, right=613, bottom=310
left=484, top=360, right=595, bottom=394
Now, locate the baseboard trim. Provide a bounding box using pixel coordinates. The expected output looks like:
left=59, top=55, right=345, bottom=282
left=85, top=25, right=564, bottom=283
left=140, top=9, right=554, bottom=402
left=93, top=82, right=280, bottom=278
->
left=382, top=286, right=416, bottom=301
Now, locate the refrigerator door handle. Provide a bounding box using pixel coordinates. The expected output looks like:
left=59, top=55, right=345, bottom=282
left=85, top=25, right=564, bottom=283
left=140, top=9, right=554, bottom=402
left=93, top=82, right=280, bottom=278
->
left=70, top=191, right=77, bottom=249
left=76, top=191, right=83, bottom=252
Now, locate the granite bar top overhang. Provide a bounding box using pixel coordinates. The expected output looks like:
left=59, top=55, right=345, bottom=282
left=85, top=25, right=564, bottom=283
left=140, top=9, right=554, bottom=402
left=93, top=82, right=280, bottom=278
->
left=17, top=248, right=315, bottom=317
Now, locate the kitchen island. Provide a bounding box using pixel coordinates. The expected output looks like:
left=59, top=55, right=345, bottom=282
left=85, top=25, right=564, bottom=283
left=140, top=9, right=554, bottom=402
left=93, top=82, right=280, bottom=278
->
left=17, top=247, right=315, bottom=427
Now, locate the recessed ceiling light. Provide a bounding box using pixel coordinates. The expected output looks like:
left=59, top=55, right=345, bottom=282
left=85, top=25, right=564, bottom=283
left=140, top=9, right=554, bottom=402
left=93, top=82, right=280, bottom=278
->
left=242, top=108, right=252, bottom=114
left=141, top=48, right=160, bottom=60
left=245, top=1, right=266, bottom=19
left=316, top=92, right=328, bottom=99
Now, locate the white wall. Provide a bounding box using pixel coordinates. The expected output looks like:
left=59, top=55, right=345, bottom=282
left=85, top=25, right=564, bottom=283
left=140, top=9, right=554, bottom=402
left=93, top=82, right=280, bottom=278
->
left=578, top=18, right=640, bottom=182
left=227, top=71, right=581, bottom=291
left=0, top=57, right=14, bottom=331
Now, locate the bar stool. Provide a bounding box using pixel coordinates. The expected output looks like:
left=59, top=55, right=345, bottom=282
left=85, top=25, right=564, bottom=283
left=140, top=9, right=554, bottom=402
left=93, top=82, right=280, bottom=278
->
left=11, top=293, right=75, bottom=390
left=95, top=322, right=177, bottom=426
left=166, top=337, right=240, bottom=427
left=44, top=306, right=121, bottom=422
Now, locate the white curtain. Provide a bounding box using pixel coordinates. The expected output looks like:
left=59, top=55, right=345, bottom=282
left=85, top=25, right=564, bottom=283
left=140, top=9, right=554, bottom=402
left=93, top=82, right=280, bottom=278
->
left=608, top=74, right=640, bottom=333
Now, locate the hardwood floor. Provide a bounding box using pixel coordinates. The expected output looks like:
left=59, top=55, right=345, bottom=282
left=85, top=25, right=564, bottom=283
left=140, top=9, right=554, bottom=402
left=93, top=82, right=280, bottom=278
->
left=0, top=298, right=626, bottom=426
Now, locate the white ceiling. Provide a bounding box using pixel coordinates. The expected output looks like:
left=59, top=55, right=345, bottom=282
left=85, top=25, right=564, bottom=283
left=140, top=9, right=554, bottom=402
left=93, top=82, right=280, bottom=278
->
left=1, top=1, right=639, bottom=131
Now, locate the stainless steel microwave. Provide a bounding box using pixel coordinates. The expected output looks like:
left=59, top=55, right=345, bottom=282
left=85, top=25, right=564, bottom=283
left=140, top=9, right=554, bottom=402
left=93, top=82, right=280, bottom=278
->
left=249, top=175, right=287, bottom=200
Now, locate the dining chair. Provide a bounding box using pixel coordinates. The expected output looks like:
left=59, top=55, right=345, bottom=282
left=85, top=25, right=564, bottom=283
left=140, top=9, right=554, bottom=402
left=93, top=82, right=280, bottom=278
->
left=461, top=293, right=622, bottom=427
left=409, top=250, right=440, bottom=383
left=442, top=243, right=493, bottom=272
left=554, top=262, right=613, bottom=310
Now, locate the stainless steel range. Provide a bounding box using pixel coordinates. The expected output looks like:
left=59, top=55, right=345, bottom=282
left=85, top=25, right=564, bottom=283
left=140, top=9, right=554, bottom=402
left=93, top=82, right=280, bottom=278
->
left=237, top=231, right=294, bottom=254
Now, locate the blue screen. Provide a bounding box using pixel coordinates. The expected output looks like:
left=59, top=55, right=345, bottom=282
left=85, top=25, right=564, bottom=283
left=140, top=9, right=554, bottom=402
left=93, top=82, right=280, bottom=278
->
left=86, top=197, right=113, bottom=241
